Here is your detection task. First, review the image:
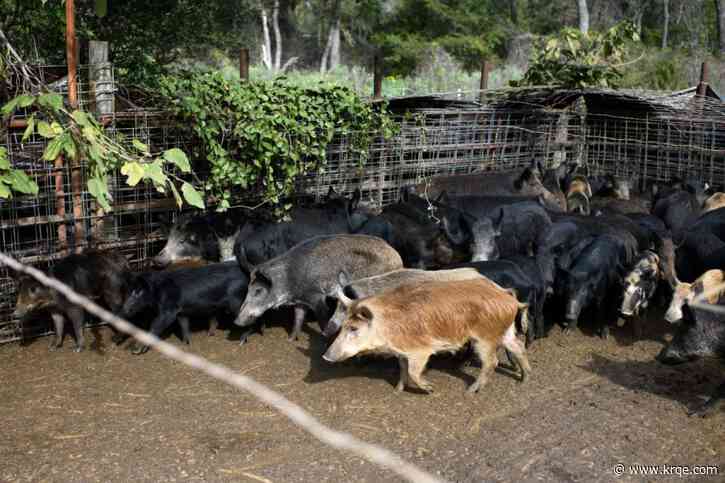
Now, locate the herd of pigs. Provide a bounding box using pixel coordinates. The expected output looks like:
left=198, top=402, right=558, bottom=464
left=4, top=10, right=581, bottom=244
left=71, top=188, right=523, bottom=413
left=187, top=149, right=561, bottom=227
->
left=9, top=161, right=725, bottom=417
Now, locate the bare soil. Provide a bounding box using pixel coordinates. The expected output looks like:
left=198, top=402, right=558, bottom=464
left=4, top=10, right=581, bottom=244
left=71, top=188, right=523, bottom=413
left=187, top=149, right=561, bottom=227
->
left=0, top=309, right=723, bottom=483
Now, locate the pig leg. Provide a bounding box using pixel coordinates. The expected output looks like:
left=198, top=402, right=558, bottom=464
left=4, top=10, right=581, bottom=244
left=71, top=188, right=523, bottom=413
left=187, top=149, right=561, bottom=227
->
left=396, top=357, right=408, bottom=392
left=208, top=317, right=218, bottom=337
left=66, top=306, right=85, bottom=353
left=689, top=382, right=725, bottom=418
left=178, top=316, right=192, bottom=345
left=406, top=353, right=433, bottom=393
left=132, top=311, right=176, bottom=355
left=500, top=325, right=532, bottom=382
left=468, top=339, right=497, bottom=393
left=48, top=312, right=65, bottom=351
left=289, top=306, right=306, bottom=341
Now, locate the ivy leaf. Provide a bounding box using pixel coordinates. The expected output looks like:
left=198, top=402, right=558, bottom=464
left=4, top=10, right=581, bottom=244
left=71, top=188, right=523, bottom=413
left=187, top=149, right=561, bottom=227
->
left=120, top=162, right=144, bottom=186
left=88, top=177, right=112, bottom=211
left=37, top=93, right=63, bottom=111
left=7, top=170, right=39, bottom=195
left=181, top=182, right=205, bottom=209
left=132, top=139, right=149, bottom=154
left=162, top=148, right=190, bottom=173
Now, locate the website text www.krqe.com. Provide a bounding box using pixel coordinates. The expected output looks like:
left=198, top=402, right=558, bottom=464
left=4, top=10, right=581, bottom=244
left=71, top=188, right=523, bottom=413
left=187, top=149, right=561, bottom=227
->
left=613, top=463, right=720, bottom=478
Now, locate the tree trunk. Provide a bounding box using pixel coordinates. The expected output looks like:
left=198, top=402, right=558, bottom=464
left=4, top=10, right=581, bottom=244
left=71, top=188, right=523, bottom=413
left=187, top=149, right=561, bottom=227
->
left=319, top=24, right=333, bottom=73
left=260, top=6, right=272, bottom=69
left=328, top=17, right=341, bottom=71
left=510, top=0, right=518, bottom=26
left=716, top=0, right=725, bottom=57
left=662, top=0, right=669, bottom=49
left=272, top=0, right=282, bottom=71
left=576, top=0, right=589, bottom=34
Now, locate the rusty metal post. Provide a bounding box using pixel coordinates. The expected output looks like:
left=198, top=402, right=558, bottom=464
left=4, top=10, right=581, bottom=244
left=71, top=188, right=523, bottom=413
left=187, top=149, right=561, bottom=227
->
left=697, top=61, right=709, bottom=96
left=66, top=0, right=85, bottom=252
left=239, top=48, right=250, bottom=81
left=479, top=60, right=492, bottom=104
left=65, top=0, right=78, bottom=109
left=373, top=54, right=383, bottom=99
left=54, top=156, right=68, bottom=252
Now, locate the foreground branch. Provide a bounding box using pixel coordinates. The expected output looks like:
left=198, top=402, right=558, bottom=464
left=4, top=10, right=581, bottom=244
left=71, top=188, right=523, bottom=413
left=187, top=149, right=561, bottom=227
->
left=0, top=252, right=444, bottom=483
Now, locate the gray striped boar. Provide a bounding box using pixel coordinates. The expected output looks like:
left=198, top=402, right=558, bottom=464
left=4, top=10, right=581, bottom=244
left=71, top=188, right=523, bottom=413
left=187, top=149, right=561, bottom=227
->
left=323, top=267, right=484, bottom=337
left=323, top=279, right=531, bottom=394
left=235, top=235, right=403, bottom=340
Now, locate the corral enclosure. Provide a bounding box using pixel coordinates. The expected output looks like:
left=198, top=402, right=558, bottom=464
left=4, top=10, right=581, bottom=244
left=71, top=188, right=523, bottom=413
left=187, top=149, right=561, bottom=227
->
left=1, top=61, right=725, bottom=343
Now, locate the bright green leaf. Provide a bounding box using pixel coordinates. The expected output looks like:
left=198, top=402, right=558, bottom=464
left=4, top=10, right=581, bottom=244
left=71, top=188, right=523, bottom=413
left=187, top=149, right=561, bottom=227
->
left=37, top=121, right=57, bottom=139
left=71, top=110, right=93, bottom=128
left=37, top=93, right=63, bottom=111
left=22, top=117, right=35, bottom=142
left=143, top=159, right=167, bottom=185
left=0, top=182, right=10, bottom=198
left=181, top=182, right=205, bottom=209
left=169, top=181, right=183, bottom=208
left=42, top=134, right=66, bottom=161
left=162, top=148, right=190, bottom=173
left=132, top=139, right=149, bottom=154
left=88, top=177, right=112, bottom=211
left=120, top=162, right=144, bottom=186
left=0, top=149, right=9, bottom=170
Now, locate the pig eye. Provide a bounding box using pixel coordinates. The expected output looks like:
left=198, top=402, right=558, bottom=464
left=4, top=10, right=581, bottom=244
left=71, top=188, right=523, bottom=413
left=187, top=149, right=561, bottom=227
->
left=29, top=286, right=38, bottom=295
left=349, top=326, right=359, bottom=334
left=254, top=287, right=264, bottom=296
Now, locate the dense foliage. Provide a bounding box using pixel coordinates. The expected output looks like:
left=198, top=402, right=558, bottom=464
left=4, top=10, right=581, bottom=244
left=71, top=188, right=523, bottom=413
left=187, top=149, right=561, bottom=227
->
left=158, top=72, right=397, bottom=209
left=512, top=22, right=641, bottom=88
left=1, top=92, right=204, bottom=209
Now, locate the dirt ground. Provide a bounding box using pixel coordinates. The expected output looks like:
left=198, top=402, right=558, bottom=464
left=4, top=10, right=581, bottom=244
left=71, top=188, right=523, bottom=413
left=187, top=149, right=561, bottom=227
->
left=0, top=308, right=723, bottom=483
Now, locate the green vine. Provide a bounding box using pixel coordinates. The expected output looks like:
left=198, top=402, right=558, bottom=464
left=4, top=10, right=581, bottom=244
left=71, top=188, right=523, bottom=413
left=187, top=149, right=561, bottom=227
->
left=158, top=72, right=398, bottom=209
left=1, top=92, right=204, bottom=210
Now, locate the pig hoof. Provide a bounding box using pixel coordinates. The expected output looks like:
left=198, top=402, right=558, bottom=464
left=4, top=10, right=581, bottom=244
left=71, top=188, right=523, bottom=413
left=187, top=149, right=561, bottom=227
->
left=688, top=403, right=717, bottom=418
left=131, top=345, right=149, bottom=355
left=207, top=330, right=215, bottom=337
left=599, top=328, right=610, bottom=340
left=239, top=336, right=248, bottom=346
left=563, top=327, right=576, bottom=335
left=395, top=381, right=405, bottom=392
left=466, top=382, right=480, bottom=394
left=287, top=334, right=298, bottom=342
left=73, top=345, right=84, bottom=353
left=417, top=381, right=434, bottom=393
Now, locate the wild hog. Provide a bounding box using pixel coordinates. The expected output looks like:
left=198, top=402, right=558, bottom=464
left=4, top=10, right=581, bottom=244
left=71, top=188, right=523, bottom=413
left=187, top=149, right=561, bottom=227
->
left=567, top=191, right=590, bottom=215
left=665, top=270, right=725, bottom=323
left=703, top=192, right=725, bottom=214
left=13, top=251, right=129, bottom=352
left=657, top=303, right=725, bottom=417
left=323, top=279, right=531, bottom=394
left=620, top=250, right=662, bottom=318
left=323, top=268, right=484, bottom=337
left=235, top=235, right=403, bottom=341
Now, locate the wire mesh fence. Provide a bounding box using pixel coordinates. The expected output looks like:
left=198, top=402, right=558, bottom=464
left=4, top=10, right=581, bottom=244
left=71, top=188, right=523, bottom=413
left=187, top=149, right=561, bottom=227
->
left=2, top=63, right=725, bottom=343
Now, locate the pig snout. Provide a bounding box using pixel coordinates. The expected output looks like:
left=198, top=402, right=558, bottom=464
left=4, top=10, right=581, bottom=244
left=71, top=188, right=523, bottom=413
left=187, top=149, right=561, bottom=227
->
left=656, top=345, right=690, bottom=365
left=664, top=303, right=683, bottom=324
left=322, top=343, right=344, bottom=362
left=321, top=316, right=343, bottom=338
left=235, top=303, right=260, bottom=327
left=565, top=299, right=582, bottom=322
left=152, top=249, right=172, bottom=267
left=620, top=286, right=641, bottom=317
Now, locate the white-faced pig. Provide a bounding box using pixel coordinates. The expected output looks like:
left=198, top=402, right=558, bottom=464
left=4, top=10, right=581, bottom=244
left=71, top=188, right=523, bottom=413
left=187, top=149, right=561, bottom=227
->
left=235, top=234, right=403, bottom=340
left=665, top=270, right=725, bottom=323
left=323, top=267, right=484, bottom=337
left=323, top=279, right=531, bottom=394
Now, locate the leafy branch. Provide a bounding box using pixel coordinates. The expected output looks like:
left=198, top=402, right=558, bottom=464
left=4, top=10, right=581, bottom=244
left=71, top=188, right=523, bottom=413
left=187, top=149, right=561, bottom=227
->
left=1, top=91, right=204, bottom=210
left=512, top=21, right=641, bottom=89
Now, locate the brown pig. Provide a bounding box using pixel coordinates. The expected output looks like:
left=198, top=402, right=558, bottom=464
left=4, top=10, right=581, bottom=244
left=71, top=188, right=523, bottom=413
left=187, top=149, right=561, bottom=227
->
left=703, top=192, right=725, bottom=214
left=323, top=279, right=531, bottom=394
left=665, top=269, right=725, bottom=323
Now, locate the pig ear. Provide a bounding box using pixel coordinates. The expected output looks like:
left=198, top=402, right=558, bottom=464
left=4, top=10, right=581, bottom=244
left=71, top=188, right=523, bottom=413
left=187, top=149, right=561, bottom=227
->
left=357, top=305, right=374, bottom=322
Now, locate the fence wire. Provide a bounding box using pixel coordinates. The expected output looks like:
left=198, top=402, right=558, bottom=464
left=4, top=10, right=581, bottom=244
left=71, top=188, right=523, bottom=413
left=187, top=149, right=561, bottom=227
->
left=0, top=251, right=445, bottom=483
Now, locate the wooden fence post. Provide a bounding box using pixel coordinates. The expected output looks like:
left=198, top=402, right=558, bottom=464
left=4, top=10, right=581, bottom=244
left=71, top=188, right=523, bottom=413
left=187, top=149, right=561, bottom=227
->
left=240, top=48, right=250, bottom=81
left=66, top=0, right=85, bottom=253
left=479, top=60, right=492, bottom=104
left=373, top=54, right=383, bottom=99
